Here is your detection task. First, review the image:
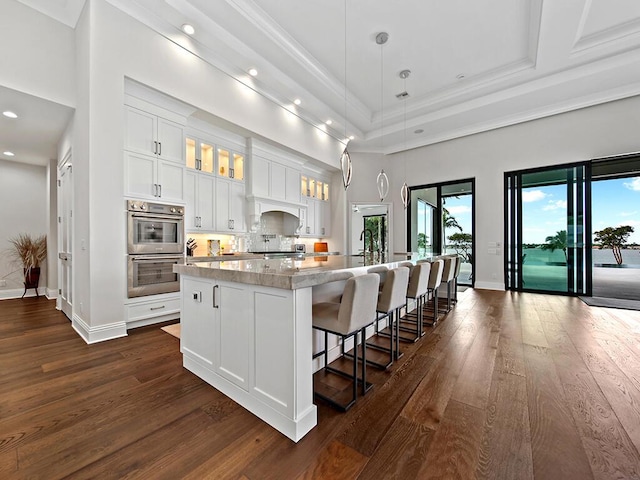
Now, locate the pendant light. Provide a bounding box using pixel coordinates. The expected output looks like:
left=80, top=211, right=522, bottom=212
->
left=340, top=0, right=352, bottom=190
left=376, top=32, right=389, bottom=201
left=399, top=69, right=410, bottom=209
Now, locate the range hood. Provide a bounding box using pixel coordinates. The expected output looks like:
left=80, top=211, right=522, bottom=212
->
left=246, top=195, right=306, bottom=232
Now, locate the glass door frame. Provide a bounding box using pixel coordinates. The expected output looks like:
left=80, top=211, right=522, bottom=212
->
left=504, top=161, right=592, bottom=295
left=407, top=178, right=475, bottom=287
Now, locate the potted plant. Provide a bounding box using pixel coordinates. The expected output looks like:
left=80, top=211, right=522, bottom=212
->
left=8, top=233, right=47, bottom=297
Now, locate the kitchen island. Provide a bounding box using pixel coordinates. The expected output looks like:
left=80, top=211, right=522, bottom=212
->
left=174, top=254, right=413, bottom=441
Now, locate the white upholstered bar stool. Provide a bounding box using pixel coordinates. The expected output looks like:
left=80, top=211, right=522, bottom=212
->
left=399, top=262, right=431, bottom=342
left=440, top=256, right=458, bottom=312
left=422, top=259, right=444, bottom=327
left=452, top=255, right=463, bottom=304
left=366, top=266, right=410, bottom=367
left=312, top=273, right=380, bottom=411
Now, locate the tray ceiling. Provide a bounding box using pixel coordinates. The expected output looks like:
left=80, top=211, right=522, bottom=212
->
left=13, top=0, right=640, bottom=156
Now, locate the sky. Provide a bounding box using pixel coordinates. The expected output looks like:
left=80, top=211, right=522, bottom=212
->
left=522, top=176, right=640, bottom=244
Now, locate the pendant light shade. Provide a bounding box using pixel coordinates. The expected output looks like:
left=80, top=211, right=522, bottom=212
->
left=377, top=169, right=389, bottom=201
left=340, top=147, right=352, bottom=189
left=401, top=182, right=409, bottom=209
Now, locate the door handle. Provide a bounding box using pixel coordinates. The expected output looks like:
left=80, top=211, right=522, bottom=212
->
left=213, top=285, right=219, bottom=308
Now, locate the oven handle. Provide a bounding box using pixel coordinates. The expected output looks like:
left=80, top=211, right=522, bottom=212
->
left=129, top=213, right=184, bottom=220
left=130, top=255, right=184, bottom=262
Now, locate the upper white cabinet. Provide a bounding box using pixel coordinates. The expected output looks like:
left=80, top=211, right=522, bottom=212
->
left=125, top=151, right=184, bottom=203
left=125, top=106, right=184, bottom=164
left=216, top=178, right=246, bottom=233
left=217, top=148, right=244, bottom=182
left=184, top=170, right=215, bottom=231
left=300, top=173, right=331, bottom=237
left=250, top=156, right=301, bottom=204
left=186, top=135, right=215, bottom=174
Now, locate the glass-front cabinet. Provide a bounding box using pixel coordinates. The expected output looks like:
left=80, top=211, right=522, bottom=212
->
left=300, top=175, right=329, bottom=201
left=185, top=136, right=214, bottom=174
left=217, top=148, right=244, bottom=181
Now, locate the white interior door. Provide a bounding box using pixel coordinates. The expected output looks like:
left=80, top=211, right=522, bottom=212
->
left=57, top=157, right=73, bottom=319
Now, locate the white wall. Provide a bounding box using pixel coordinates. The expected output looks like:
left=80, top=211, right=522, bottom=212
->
left=0, top=159, right=48, bottom=298
left=65, top=0, right=345, bottom=336
left=350, top=94, right=640, bottom=289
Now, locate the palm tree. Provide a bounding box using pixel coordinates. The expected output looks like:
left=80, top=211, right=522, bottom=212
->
left=540, top=230, right=567, bottom=262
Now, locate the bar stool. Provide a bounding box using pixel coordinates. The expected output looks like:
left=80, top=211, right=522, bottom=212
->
left=399, top=262, right=431, bottom=342
left=440, top=256, right=457, bottom=312
left=452, top=255, right=463, bottom=304
left=312, top=273, right=380, bottom=411
left=366, top=266, right=410, bottom=367
left=423, top=259, right=444, bottom=327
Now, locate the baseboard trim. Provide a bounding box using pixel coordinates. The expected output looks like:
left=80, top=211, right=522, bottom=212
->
left=72, top=314, right=128, bottom=344
left=474, top=281, right=505, bottom=291
left=0, top=287, right=48, bottom=300
left=46, top=288, right=58, bottom=299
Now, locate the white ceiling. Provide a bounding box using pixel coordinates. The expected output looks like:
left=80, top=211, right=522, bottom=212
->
left=0, top=85, right=73, bottom=166
left=8, top=0, right=640, bottom=165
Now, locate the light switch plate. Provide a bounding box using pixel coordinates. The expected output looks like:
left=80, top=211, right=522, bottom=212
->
left=192, top=291, right=202, bottom=302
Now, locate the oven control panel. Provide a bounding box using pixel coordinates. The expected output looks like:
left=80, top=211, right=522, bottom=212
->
left=127, top=200, right=184, bottom=216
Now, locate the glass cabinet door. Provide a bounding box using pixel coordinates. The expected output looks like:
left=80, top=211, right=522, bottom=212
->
left=301, top=176, right=308, bottom=196
left=217, top=148, right=230, bottom=177
left=232, top=153, right=244, bottom=180
left=200, top=142, right=214, bottom=174
left=308, top=179, right=316, bottom=198
left=186, top=137, right=197, bottom=169
left=323, top=182, right=329, bottom=201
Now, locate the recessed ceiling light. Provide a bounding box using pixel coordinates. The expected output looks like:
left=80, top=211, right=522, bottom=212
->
left=348, top=135, right=355, bottom=140
left=325, top=120, right=332, bottom=125
left=414, top=129, right=424, bottom=134
left=456, top=73, right=465, bottom=80
left=2, top=111, right=17, bottom=118
left=181, top=24, right=195, bottom=35
left=248, top=68, right=258, bottom=76
left=4, top=151, right=15, bottom=156
left=293, top=98, right=301, bottom=106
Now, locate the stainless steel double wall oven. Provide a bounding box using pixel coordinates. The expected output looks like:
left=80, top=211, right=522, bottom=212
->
left=127, top=200, right=185, bottom=298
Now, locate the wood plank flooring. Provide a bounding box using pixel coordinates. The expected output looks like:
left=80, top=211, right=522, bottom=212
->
left=2, top=290, right=640, bottom=479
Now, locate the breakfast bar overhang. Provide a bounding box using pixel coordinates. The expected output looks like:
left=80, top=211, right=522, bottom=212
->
left=174, top=255, right=411, bottom=441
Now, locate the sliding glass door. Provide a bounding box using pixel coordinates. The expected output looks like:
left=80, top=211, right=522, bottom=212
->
left=409, top=179, right=475, bottom=286
left=505, top=163, right=590, bottom=295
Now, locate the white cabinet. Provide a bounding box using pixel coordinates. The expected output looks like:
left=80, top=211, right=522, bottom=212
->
left=125, top=106, right=184, bottom=164
left=216, top=178, right=246, bottom=232
left=251, top=157, right=300, bottom=202
left=181, top=277, right=217, bottom=366
left=300, top=198, right=330, bottom=237
left=181, top=277, right=251, bottom=390
left=185, top=135, right=215, bottom=174
left=217, top=148, right=245, bottom=181
left=185, top=171, right=215, bottom=231
left=125, top=151, right=184, bottom=202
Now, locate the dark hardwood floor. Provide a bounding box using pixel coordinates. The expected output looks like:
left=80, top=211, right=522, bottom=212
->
left=2, top=290, right=640, bottom=479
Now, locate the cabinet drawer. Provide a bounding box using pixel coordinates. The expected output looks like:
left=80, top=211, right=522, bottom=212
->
left=126, top=297, right=180, bottom=322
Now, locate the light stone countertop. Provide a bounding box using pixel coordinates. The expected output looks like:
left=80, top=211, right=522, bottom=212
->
left=175, top=254, right=416, bottom=290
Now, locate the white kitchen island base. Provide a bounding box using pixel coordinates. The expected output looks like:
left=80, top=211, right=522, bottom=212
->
left=179, top=275, right=317, bottom=442
left=176, top=255, right=413, bottom=441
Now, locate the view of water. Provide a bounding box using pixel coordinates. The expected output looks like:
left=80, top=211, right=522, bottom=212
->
left=523, top=248, right=640, bottom=267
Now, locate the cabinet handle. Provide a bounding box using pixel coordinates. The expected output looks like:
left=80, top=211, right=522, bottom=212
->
left=230, top=168, right=234, bottom=179
left=158, top=142, right=162, bottom=156
left=150, top=305, right=166, bottom=311
left=231, top=219, right=235, bottom=229
left=306, top=226, right=310, bottom=234
left=153, top=184, right=157, bottom=197
left=196, top=159, right=201, bottom=170
left=153, top=141, right=158, bottom=155
left=322, top=227, right=325, bottom=235
left=213, top=285, right=219, bottom=308
left=158, top=184, right=162, bottom=197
